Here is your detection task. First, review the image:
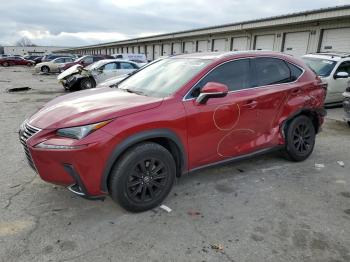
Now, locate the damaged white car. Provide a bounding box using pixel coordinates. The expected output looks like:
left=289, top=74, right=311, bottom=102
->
left=57, top=59, right=140, bottom=91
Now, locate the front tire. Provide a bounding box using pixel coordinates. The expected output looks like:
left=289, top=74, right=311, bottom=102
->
left=41, top=66, right=50, bottom=73
left=2, top=62, right=9, bottom=67
left=284, top=115, right=315, bottom=162
left=80, top=78, right=95, bottom=89
left=109, top=142, right=176, bottom=212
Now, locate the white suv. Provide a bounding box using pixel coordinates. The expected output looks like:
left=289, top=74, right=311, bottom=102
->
left=302, top=53, right=350, bottom=105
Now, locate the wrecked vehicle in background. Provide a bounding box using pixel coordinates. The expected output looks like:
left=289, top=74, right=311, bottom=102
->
left=58, top=55, right=113, bottom=71
left=57, top=59, right=140, bottom=90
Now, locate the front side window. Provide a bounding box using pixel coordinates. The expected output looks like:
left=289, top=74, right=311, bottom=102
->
left=118, top=58, right=211, bottom=98
left=335, top=61, right=350, bottom=75
left=252, top=58, right=292, bottom=86
left=102, top=62, right=117, bottom=71
left=302, top=57, right=336, bottom=77
left=190, top=59, right=251, bottom=97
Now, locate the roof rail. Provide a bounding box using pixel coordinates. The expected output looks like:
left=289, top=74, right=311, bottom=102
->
left=315, top=51, right=350, bottom=58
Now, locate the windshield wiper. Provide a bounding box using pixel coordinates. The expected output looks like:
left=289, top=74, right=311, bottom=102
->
left=123, top=88, right=146, bottom=96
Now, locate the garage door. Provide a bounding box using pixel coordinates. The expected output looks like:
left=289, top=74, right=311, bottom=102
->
left=162, top=44, right=171, bottom=56
left=146, top=45, right=153, bottom=60
left=139, top=45, right=145, bottom=55
left=283, top=31, right=310, bottom=57
left=321, top=28, right=350, bottom=52
left=213, top=38, right=227, bottom=51
left=232, top=37, right=248, bottom=51
left=255, top=35, right=275, bottom=50
left=197, top=40, right=208, bottom=52
left=184, top=41, right=194, bottom=54
left=154, top=45, right=161, bottom=59
left=172, top=43, right=182, bottom=55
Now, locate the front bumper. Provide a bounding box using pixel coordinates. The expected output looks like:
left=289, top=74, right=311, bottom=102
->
left=19, top=122, right=116, bottom=197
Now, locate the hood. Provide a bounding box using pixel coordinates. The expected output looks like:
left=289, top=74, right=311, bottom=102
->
left=98, top=74, right=128, bottom=88
left=57, top=64, right=83, bottom=80
left=28, top=88, right=163, bottom=129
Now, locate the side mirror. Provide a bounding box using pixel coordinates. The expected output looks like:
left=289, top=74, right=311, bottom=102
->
left=196, top=82, right=229, bottom=104
left=334, top=72, right=349, bottom=79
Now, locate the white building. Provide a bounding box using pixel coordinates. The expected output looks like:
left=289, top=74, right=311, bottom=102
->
left=3, top=46, right=69, bottom=56
left=58, top=5, right=350, bottom=60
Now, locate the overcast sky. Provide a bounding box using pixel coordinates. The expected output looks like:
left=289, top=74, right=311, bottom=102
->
left=0, top=0, right=349, bottom=47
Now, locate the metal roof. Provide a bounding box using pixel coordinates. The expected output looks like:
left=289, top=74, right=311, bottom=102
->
left=59, top=4, right=350, bottom=51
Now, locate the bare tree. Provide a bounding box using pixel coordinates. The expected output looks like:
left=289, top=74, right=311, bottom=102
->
left=15, top=37, right=37, bottom=47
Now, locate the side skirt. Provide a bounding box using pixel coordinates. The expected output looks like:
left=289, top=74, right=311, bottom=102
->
left=188, top=145, right=284, bottom=174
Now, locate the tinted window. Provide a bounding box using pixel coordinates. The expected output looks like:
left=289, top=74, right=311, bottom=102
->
left=116, top=55, right=123, bottom=59
left=191, top=59, right=251, bottom=96
left=120, top=62, right=135, bottom=69
left=336, top=61, right=350, bottom=74
left=287, top=62, right=303, bottom=81
left=253, top=58, right=293, bottom=86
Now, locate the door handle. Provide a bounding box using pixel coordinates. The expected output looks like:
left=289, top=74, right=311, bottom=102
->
left=242, top=100, right=258, bottom=109
left=292, top=88, right=301, bottom=94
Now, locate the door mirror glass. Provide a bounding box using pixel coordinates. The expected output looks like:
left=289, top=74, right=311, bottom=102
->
left=334, top=71, right=349, bottom=79
left=196, top=82, right=228, bottom=104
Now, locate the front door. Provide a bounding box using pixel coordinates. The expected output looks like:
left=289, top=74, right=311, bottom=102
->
left=183, top=58, right=261, bottom=169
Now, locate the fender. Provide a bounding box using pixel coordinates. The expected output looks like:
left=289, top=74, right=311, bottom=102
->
left=100, top=128, right=187, bottom=193
left=280, top=107, right=326, bottom=138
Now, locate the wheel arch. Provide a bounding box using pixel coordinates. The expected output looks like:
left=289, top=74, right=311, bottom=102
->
left=101, top=129, right=187, bottom=193
left=281, top=108, right=326, bottom=138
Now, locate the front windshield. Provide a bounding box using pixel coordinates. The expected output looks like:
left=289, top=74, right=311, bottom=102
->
left=85, top=60, right=105, bottom=70
left=118, top=58, right=211, bottom=97
left=302, top=57, right=337, bottom=77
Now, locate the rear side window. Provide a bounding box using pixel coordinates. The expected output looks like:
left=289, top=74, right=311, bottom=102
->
left=252, top=58, right=293, bottom=86
left=192, top=59, right=251, bottom=95
left=120, top=62, right=136, bottom=69
left=287, top=62, right=303, bottom=80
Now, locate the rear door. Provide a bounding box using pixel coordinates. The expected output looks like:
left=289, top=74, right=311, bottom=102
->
left=183, top=59, right=262, bottom=169
left=251, top=57, right=304, bottom=146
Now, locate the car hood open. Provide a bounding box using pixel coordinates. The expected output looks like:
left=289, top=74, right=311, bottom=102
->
left=57, top=64, right=83, bottom=80
left=28, top=87, right=163, bottom=129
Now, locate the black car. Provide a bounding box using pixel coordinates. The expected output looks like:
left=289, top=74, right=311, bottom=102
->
left=24, top=55, right=41, bottom=61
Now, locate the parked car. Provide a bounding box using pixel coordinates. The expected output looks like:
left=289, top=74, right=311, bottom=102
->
left=19, top=51, right=326, bottom=212
left=57, top=59, right=139, bottom=90
left=34, top=57, right=75, bottom=73
left=41, top=54, right=75, bottom=63
left=24, top=55, right=41, bottom=61
left=112, top=53, right=147, bottom=64
left=302, top=53, right=350, bottom=105
left=343, top=86, right=350, bottom=126
left=59, top=55, right=113, bottom=71
left=0, top=56, right=34, bottom=66
left=33, top=56, right=43, bottom=64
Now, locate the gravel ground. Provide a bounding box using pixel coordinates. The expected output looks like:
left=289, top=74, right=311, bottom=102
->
left=0, top=66, right=349, bottom=262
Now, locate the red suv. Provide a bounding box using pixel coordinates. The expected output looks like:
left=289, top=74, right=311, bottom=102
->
left=19, top=51, right=326, bottom=212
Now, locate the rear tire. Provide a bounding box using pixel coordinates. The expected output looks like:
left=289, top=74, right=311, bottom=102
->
left=109, top=142, right=176, bottom=212
left=283, top=115, right=315, bottom=162
left=2, top=62, right=9, bottom=67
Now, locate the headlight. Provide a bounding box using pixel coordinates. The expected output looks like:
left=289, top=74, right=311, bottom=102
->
left=56, top=120, right=111, bottom=140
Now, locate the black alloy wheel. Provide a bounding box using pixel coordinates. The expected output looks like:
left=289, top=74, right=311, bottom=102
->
left=284, top=115, right=315, bottom=161
left=109, top=142, right=176, bottom=212
left=126, top=158, right=168, bottom=203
